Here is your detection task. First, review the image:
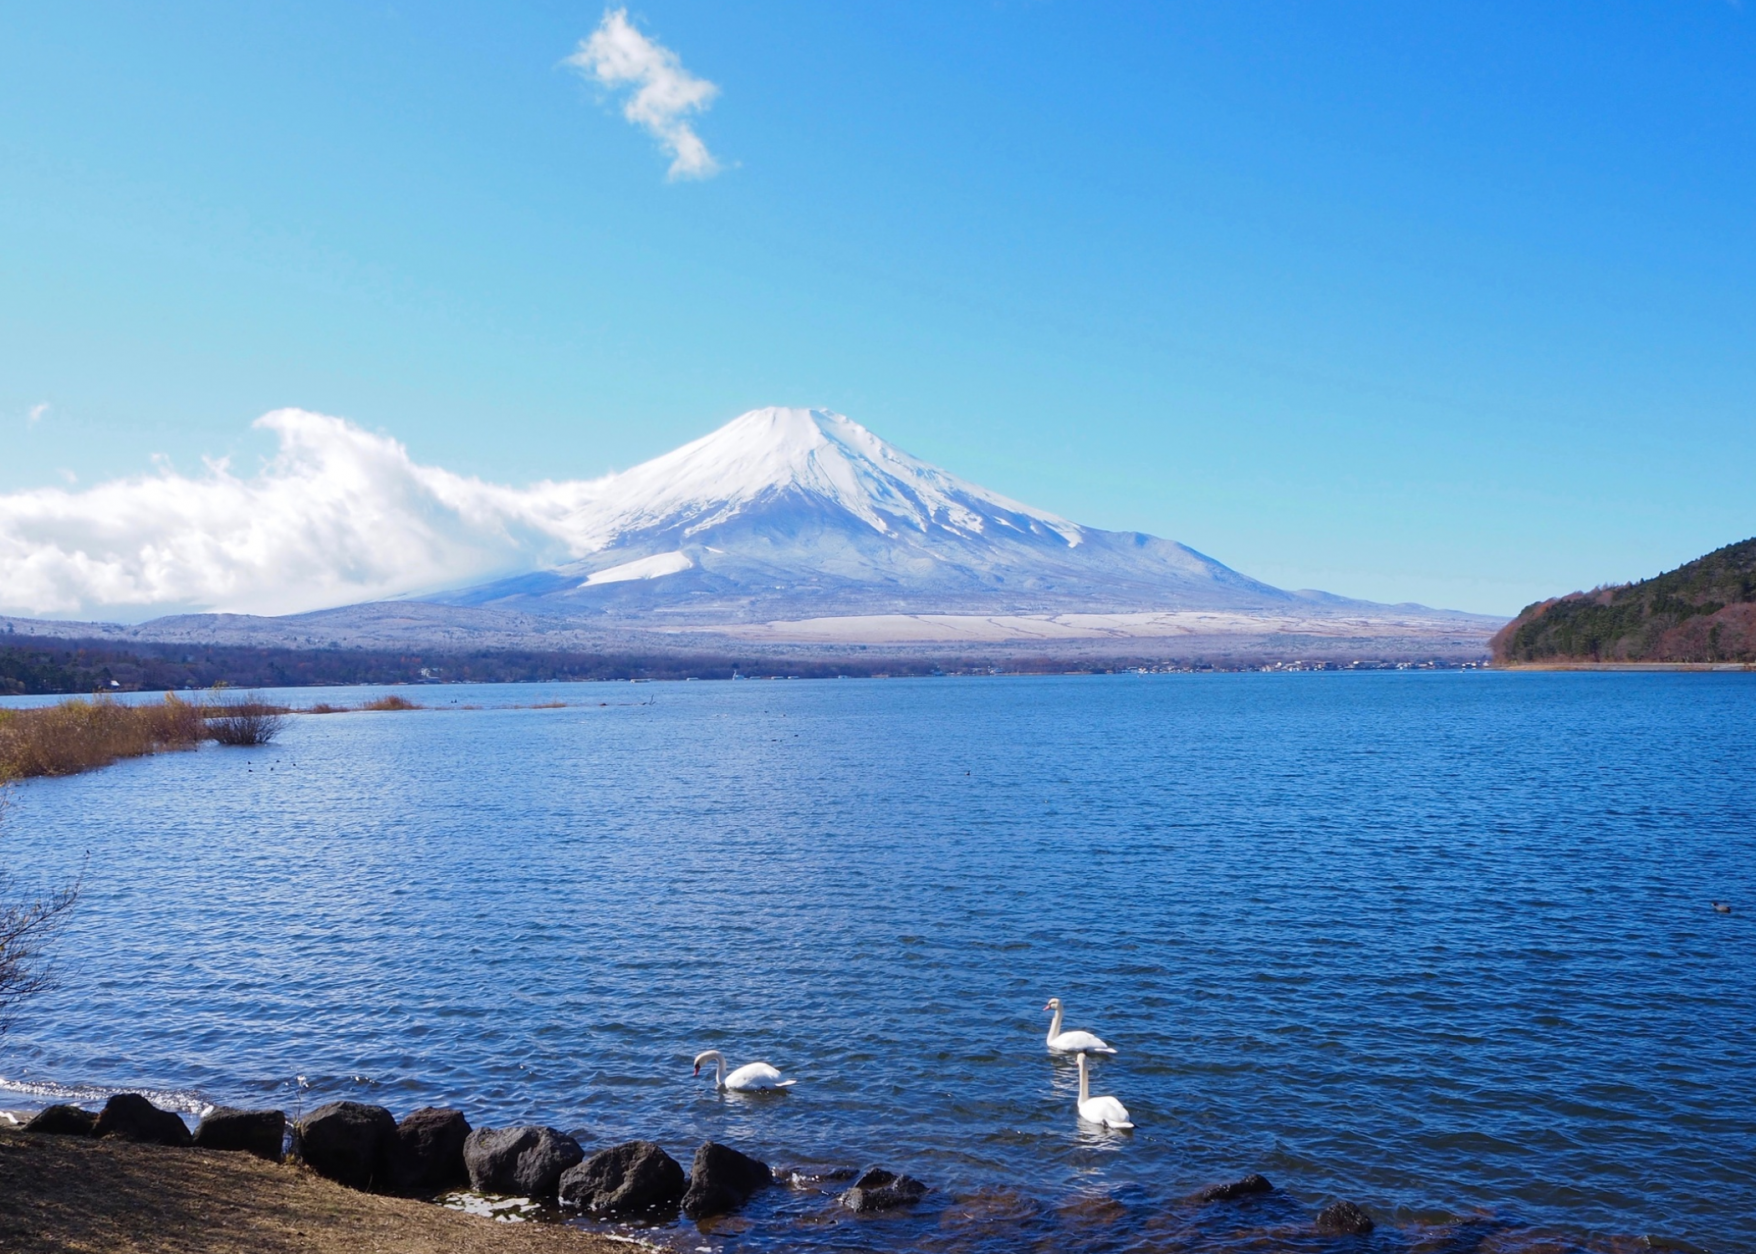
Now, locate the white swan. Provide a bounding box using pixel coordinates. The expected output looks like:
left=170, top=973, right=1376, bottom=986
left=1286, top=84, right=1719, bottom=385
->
left=1044, top=997, right=1116, bottom=1054
left=693, top=1049, right=796, bottom=1092
left=1076, top=1051, right=1133, bottom=1129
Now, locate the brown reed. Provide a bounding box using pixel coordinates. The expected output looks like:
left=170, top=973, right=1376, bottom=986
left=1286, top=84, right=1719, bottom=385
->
left=0, top=695, right=208, bottom=782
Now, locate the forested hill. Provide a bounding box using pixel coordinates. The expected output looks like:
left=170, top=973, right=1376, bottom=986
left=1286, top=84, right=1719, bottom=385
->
left=1492, top=538, right=1756, bottom=664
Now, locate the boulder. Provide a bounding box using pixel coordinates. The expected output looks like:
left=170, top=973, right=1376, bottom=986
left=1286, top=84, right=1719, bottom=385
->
left=1196, top=1173, right=1274, bottom=1203
left=390, top=1107, right=472, bottom=1193
left=839, top=1167, right=929, bottom=1212
left=23, top=1104, right=96, bottom=1137
left=463, top=1126, right=584, bottom=1198
left=193, top=1107, right=286, bottom=1161
left=681, top=1140, right=772, bottom=1220
left=1316, top=1200, right=1376, bottom=1235
left=558, top=1141, right=686, bottom=1216
left=296, top=1101, right=396, bottom=1191
left=92, top=1094, right=193, bottom=1146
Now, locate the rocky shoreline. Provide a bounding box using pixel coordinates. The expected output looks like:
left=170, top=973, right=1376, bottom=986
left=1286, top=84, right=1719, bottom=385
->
left=5, top=1090, right=1394, bottom=1250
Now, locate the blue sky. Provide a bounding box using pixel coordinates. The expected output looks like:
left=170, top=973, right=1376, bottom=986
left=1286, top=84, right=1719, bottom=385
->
left=2, top=2, right=1752, bottom=617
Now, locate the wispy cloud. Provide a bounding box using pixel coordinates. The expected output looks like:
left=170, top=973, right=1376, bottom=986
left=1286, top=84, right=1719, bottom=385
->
left=0, top=410, right=619, bottom=619
left=27, top=403, right=49, bottom=426
left=566, top=8, right=722, bottom=180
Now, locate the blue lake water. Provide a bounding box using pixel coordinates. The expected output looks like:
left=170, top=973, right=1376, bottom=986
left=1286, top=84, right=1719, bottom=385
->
left=2, top=673, right=1752, bottom=1253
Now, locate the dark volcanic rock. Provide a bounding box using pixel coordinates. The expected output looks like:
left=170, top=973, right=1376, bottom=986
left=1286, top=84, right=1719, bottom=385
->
left=839, top=1167, right=929, bottom=1212
left=1196, top=1173, right=1274, bottom=1203
left=194, top=1107, right=286, bottom=1161
left=92, top=1094, right=193, bottom=1146
left=23, top=1104, right=96, bottom=1137
left=296, top=1101, right=396, bottom=1191
left=681, top=1140, right=772, bottom=1219
left=464, top=1126, right=584, bottom=1198
left=559, top=1140, right=686, bottom=1216
left=1316, top=1200, right=1376, bottom=1235
left=389, top=1107, right=471, bottom=1193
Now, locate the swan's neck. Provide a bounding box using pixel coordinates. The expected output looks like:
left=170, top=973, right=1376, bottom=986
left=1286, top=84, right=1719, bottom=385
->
left=1047, top=1005, right=1064, bottom=1043
left=1077, top=1055, right=1090, bottom=1102
left=713, top=1053, right=726, bottom=1088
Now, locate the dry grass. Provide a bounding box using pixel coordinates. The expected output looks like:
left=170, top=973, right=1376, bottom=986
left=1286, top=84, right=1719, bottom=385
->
left=358, top=695, right=422, bottom=711
left=0, top=696, right=207, bottom=782
left=0, top=1127, right=620, bottom=1254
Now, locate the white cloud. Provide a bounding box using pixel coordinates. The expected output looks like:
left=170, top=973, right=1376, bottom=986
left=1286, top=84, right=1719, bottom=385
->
left=566, top=8, right=722, bottom=180
left=27, top=403, right=49, bottom=426
left=0, top=409, right=619, bottom=620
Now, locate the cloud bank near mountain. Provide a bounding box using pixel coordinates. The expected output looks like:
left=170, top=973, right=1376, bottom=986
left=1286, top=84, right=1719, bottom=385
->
left=0, top=410, right=602, bottom=619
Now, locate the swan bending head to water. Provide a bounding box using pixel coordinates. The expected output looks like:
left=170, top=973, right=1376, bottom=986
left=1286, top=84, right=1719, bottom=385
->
left=1044, top=998, right=1116, bottom=1054
left=1076, top=1051, right=1133, bottom=1129
left=692, top=1050, right=796, bottom=1092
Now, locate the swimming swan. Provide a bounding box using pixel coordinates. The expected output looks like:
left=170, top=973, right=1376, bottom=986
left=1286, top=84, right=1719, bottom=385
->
left=1044, top=997, right=1116, bottom=1054
left=1076, top=1051, right=1133, bottom=1129
left=693, top=1049, right=795, bottom=1092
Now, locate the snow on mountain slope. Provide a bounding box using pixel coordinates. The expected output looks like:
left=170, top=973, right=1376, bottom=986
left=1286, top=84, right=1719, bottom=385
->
left=431, top=407, right=1370, bottom=623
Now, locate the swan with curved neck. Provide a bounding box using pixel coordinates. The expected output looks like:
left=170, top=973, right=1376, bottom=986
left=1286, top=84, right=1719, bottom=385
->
left=692, top=1049, right=795, bottom=1092
left=1044, top=998, right=1116, bottom=1054
left=1076, top=1051, right=1133, bottom=1129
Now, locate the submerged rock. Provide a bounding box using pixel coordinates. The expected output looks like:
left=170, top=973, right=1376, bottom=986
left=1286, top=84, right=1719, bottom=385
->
left=681, top=1140, right=772, bottom=1219
left=389, top=1107, right=471, bottom=1193
left=23, top=1104, right=96, bottom=1137
left=559, top=1140, right=686, bottom=1216
left=92, top=1094, right=193, bottom=1147
left=463, top=1125, right=583, bottom=1198
left=839, top=1167, right=929, bottom=1212
left=1196, top=1173, right=1274, bottom=1203
left=194, top=1107, right=286, bottom=1161
left=1316, top=1200, right=1375, bottom=1235
left=296, top=1101, right=396, bottom=1190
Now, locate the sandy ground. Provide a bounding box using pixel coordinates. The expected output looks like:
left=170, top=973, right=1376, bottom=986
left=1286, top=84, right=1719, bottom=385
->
left=0, top=1128, right=627, bottom=1254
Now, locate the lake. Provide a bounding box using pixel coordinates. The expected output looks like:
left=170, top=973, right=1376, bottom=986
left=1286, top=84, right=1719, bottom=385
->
left=2, top=673, right=1752, bottom=1253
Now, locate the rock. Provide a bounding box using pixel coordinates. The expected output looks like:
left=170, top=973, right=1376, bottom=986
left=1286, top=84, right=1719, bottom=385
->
left=296, top=1101, right=396, bottom=1191
left=1316, top=1200, right=1376, bottom=1235
left=558, top=1141, right=686, bottom=1216
left=1196, top=1173, right=1274, bottom=1203
left=92, top=1094, right=193, bottom=1146
left=463, top=1126, right=584, bottom=1198
left=681, top=1140, right=772, bottom=1220
left=193, top=1107, right=286, bottom=1161
left=839, top=1167, right=929, bottom=1212
left=389, top=1107, right=472, bottom=1193
left=23, top=1105, right=96, bottom=1137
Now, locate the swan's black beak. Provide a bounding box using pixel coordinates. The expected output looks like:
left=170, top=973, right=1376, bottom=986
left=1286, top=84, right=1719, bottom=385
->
left=692, top=1063, right=700, bottom=1076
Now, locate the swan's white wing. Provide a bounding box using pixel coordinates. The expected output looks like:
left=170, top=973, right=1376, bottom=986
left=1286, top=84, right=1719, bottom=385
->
left=1048, top=1030, right=1115, bottom=1054
left=1079, top=1095, right=1134, bottom=1129
left=724, top=1062, right=788, bottom=1091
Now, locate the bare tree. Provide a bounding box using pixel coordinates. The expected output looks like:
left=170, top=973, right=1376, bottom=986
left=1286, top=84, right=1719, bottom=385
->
left=0, top=786, right=82, bottom=1034
left=205, top=691, right=287, bottom=747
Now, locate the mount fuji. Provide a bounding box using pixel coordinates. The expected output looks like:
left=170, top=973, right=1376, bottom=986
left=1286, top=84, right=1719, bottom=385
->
left=424, top=407, right=1490, bottom=644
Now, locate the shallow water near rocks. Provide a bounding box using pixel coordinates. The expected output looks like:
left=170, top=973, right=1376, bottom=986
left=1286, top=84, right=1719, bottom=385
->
left=1, top=672, right=1752, bottom=1253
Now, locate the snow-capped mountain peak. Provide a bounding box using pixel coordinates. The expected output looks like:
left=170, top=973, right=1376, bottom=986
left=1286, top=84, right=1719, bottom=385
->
left=558, top=407, right=1084, bottom=552
left=438, top=405, right=1315, bottom=621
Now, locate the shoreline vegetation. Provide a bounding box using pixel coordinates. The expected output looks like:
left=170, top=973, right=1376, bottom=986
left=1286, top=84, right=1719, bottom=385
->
left=0, top=633, right=1488, bottom=696
left=1493, top=537, right=1756, bottom=665
left=0, top=693, right=408, bottom=783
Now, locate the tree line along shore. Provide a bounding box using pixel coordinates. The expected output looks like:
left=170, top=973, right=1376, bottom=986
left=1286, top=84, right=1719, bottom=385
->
left=1493, top=537, right=1756, bottom=665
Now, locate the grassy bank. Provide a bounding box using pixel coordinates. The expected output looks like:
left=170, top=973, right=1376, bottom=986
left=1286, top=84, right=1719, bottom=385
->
left=0, top=1126, right=617, bottom=1254
left=0, top=694, right=306, bottom=782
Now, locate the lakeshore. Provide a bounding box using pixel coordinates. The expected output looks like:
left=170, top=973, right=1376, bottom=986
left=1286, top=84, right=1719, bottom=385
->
left=0, top=1125, right=620, bottom=1254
